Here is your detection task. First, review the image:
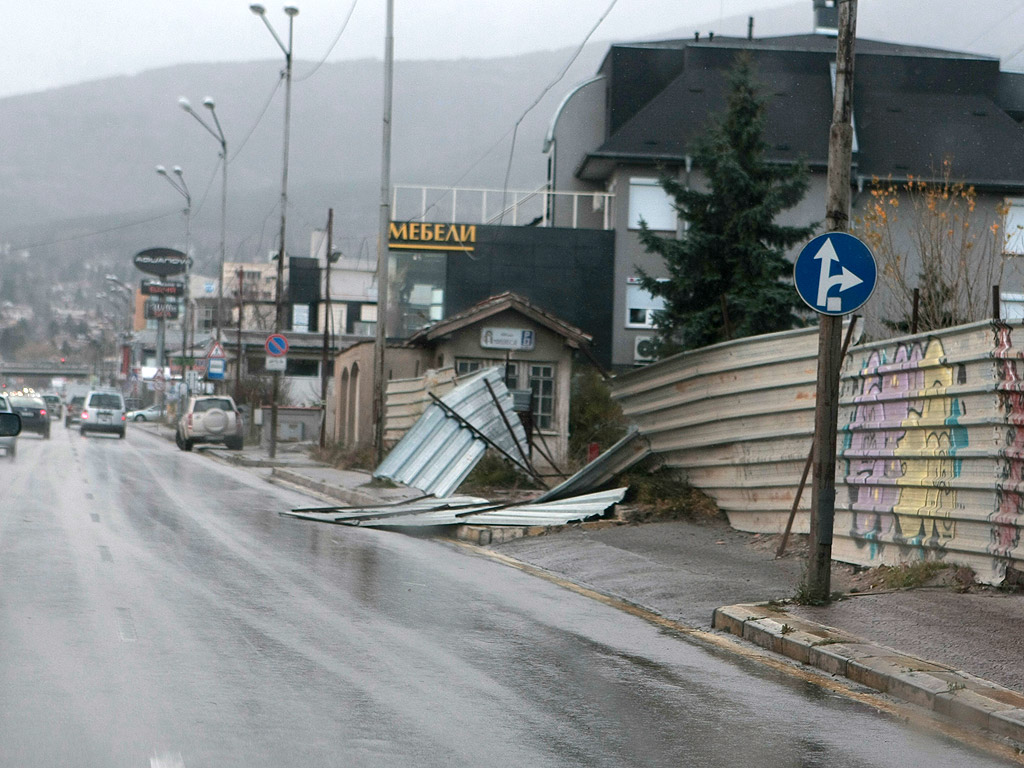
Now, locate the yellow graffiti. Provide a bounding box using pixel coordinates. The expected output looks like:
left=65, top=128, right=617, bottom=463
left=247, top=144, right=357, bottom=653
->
left=892, top=338, right=958, bottom=544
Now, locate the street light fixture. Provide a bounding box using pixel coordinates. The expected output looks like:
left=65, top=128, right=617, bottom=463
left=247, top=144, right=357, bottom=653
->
left=180, top=96, right=228, bottom=345
left=156, top=164, right=193, bottom=407
left=251, top=3, right=299, bottom=460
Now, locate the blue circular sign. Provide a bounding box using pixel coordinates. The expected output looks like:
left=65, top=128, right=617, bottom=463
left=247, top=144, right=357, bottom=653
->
left=265, top=334, right=289, bottom=357
left=793, top=232, right=877, bottom=316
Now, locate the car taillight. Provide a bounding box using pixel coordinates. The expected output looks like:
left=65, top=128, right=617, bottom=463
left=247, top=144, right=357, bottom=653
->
left=82, top=410, right=89, bottom=420
left=40, top=409, right=46, bottom=416
left=187, top=414, right=193, bottom=428
left=121, top=414, right=126, bottom=421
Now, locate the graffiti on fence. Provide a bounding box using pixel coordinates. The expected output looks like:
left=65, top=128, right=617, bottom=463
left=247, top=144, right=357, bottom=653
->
left=843, top=337, right=965, bottom=561
left=992, top=324, right=1024, bottom=560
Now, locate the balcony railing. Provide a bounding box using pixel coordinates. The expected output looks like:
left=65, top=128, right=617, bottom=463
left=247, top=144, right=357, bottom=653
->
left=392, top=185, right=614, bottom=230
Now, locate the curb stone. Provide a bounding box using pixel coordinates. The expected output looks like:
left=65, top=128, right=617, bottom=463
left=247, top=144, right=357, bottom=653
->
left=269, top=467, right=381, bottom=507
left=714, top=603, right=1024, bottom=745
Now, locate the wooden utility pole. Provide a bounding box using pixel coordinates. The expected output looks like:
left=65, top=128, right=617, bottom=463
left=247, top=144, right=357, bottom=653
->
left=804, top=0, right=858, bottom=603
left=372, top=0, right=395, bottom=464
left=320, top=208, right=334, bottom=450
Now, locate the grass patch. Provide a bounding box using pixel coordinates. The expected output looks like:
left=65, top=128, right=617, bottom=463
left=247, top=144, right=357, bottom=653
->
left=311, top=442, right=375, bottom=471
left=619, top=468, right=722, bottom=522
left=877, top=561, right=951, bottom=589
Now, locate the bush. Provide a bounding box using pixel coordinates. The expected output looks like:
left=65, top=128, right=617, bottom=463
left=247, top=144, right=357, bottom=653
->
left=568, top=365, right=627, bottom=465
left=456, top=451, right=541, bottom=495
left=619, top=467, right=722, bottom=522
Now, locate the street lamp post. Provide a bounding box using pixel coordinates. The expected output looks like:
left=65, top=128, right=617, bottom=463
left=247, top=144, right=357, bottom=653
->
left=180, top=96, right=228, bottom=346
left=156, top=165, right=192, bottom=408
left=251, top=3, right=299, bottom=459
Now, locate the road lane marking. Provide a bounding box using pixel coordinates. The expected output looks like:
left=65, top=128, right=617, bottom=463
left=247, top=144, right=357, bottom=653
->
left=98, top=545, right=113, bottom=562
left=90, top=513, right=100, bottom=523
left=115, top=607, right=137, bottom=642
left=150, top=751, right=185, bottom=767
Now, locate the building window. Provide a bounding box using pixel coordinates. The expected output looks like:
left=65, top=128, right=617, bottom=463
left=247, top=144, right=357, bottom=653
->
left=625, top=277, right=667, bottom=328
left=455, top=358, right=482, bottom=376
left=529, top=364, right=555, bottom=430
left=454, top=359, right=556, bottom=430
left=1005, top=198, right=1024, bottom=255
left=285, top=358, right=319, bottom=377
left=198, top=306, right=215, bottom=332
left=628, top=178, right=677, bottom=231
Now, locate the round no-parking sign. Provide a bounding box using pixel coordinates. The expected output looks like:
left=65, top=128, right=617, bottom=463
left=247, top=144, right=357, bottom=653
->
left=265, top=333, right=289, bottom=357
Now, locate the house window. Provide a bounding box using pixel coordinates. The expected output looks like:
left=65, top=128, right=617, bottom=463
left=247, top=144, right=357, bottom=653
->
left=628, top=178, right=677, bottom=231
left=455, top=358, right=482, bottom=376
left=625, top=277, right=667, bottom=328
left=1005, top=198, right=1024, bottom=255
left=455, top=359, right=554, bottom=429
left=529, top=364, right=555, bottom=430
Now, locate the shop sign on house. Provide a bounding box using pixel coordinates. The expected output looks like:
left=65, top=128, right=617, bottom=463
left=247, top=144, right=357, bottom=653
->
left=480, top=327, right=535, bottom=351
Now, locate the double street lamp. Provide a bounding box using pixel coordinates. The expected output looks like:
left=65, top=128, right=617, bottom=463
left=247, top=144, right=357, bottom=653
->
left=156, top=164, right=192, bottom=403
left=251, top=3, right=299, bottom=459
left=179, top=96, right=228, bottom=345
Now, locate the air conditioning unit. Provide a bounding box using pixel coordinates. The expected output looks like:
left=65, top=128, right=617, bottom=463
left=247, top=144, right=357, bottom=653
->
left=634, top=335, right=657, bottom=363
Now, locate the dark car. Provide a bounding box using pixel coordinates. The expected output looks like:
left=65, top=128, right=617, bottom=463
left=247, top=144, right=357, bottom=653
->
left=65, top=395, right=85, bottom=428
left=41, top=394, right=62, bottom=419
left=10, top=395, right=50, bottom=438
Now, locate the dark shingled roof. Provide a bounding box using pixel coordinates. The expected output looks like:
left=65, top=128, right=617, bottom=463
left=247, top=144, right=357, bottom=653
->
left=579, top=34, right=1024, bottom=191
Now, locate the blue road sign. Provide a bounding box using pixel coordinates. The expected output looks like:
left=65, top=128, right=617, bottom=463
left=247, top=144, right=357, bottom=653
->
left=265, top=333, right=289, bottom=357
left=207, top=358, right=226, bottom=380
left=793, top=232, right=877, bottom=316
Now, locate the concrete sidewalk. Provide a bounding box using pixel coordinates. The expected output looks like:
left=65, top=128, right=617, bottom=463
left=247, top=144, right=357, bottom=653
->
left=142, top=428, right=1024, bottom=747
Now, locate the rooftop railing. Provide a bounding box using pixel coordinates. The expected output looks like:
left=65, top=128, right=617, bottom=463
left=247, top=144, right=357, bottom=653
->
left=392, top=185, right=614, bottom=230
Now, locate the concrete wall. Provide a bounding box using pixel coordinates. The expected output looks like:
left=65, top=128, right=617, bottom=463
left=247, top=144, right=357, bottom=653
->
left=612, top=320, right=1024, bottom=584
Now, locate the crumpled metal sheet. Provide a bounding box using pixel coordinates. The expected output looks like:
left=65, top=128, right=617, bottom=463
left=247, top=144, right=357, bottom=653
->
left=373, top=367, right=530, bottom=497
left=284, top=488, right=627, bottom=528
left=534, top=426, right=652, bottom=503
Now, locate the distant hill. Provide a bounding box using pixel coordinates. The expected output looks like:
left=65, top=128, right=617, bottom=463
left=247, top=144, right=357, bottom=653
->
left=0, top=0, right=1016, bottom=284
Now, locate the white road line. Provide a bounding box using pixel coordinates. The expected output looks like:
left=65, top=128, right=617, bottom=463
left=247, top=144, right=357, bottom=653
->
left=150, top=752, right=185, bottom=768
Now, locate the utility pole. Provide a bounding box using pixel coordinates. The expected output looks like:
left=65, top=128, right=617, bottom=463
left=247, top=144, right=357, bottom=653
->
left=320, top=208, right=334, bottom=449
left=372, top=0, right=395, bottom=464
left=805, top=0, right=858, bottom=603
left=235, top=267, right=245, bottom=404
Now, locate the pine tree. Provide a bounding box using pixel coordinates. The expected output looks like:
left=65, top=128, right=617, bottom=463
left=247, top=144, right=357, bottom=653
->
left=636, top=53, right=815, bottom=357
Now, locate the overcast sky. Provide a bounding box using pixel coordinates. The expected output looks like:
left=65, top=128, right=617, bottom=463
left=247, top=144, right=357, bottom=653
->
left=2, top=0, right=806, bottom=98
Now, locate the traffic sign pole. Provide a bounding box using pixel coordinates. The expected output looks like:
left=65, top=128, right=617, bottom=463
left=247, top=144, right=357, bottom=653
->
left=804, top=0, right=858, bottom=605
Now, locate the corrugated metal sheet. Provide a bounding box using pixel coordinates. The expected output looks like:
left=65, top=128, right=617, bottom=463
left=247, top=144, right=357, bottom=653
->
left=283, top=488, right=627, bottom=528
left=384, top=368, right=457, bottom=444
left=612, top=325, right=825, bottom=533
left=374, top=367, right=530, bottom=497
left=535, top=426, right=651, bottom=502
left=610, top=319, right=1024, bottom=585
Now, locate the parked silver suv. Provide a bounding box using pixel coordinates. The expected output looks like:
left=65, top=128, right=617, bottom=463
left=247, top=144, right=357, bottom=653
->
left=176, top=395, right=244, bottom=451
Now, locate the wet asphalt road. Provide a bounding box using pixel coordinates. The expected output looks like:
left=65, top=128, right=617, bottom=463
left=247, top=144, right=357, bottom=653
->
left=0, top=425, right=1018, bottom=767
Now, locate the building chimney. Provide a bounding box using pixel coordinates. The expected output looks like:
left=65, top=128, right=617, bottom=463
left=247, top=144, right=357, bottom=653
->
left=813, top=0, right=839, bottom=36
left=708, top=31, right=714, bottom=41
left=694, top=31, right=700, bottom=41
left=748, top=16, right=754, bottom=40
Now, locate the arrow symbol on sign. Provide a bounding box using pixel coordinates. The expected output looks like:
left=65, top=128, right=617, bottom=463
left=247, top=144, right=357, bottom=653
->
left=814, top=237, right=863, bottom=307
